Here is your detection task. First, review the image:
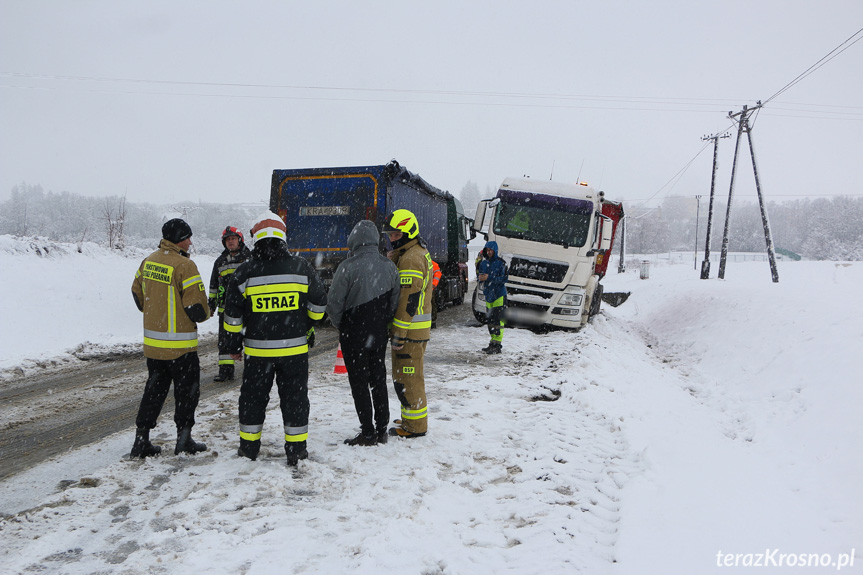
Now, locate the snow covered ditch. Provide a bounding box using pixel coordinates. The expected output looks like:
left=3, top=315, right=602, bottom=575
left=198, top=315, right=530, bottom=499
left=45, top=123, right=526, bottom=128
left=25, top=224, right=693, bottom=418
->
left=0, top=235, right=860, bottom=573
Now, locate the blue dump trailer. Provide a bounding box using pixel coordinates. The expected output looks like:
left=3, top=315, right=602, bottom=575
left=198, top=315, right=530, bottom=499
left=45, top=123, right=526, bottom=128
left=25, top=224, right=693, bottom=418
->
left=270, top=160, right=474, bottom=308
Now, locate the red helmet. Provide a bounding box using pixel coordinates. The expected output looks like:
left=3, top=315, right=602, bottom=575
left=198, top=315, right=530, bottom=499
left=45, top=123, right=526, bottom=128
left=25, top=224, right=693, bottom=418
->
left=221, top=226, right=244, bottom=248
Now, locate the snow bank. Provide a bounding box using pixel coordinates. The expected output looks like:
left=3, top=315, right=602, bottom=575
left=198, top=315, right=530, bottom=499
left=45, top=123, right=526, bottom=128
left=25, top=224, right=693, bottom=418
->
left=0, top=235, right=216, bottom=378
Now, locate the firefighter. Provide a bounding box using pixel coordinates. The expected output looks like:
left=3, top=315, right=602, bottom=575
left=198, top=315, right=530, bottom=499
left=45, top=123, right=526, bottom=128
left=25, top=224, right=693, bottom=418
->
left=208, top=226, right=252, bottom=382
left=478, top=240, right=508, bottom=354
left=326, top=220, right=400, bottom=446
left=383, top=209, right=433, bottom=438
left=430, top=259, right=442, bottom=329
left=130, top=218, right=211, bottom=458
left=223, top=212, right=327, bottom=466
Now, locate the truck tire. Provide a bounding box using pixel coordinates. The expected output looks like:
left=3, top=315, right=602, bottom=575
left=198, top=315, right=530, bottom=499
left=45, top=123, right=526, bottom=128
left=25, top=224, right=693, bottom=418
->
left=472, top=287, right=487, bottom=324
left=589, top=284, right=603, bottom=319
left=453, top=284, right=465, bottom=306
left=452, top=273, right=467, bottom=306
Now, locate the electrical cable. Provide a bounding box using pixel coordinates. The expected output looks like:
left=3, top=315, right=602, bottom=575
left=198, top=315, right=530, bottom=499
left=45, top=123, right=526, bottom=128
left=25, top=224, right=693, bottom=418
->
left=764, top=26, right=863, bottom=105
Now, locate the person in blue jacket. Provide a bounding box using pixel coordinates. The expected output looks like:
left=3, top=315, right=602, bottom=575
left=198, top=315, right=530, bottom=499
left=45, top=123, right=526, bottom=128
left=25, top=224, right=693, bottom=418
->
left=477, top=240, right=507, bottom=354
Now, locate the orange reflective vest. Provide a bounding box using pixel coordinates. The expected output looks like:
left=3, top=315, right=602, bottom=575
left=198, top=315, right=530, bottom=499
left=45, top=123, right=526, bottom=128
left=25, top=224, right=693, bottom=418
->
left=431, top=260, right=441, bottom=289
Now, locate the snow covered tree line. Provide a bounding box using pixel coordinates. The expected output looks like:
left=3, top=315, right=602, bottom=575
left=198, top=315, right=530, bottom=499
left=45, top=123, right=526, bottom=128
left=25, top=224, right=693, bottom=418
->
left=623, top=195, right=863, bottom=261
left=3, top=181, right=862, bottom=260
left=0, top=183, right=263, bottom=254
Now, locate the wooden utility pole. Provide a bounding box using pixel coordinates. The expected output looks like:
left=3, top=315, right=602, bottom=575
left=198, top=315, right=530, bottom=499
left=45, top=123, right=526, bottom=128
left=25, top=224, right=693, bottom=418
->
left=718, top=102, right=779, bottom=283
left=617, top=216, right=626, bottom=273
left=694, top=195, right=701, bottom=270
left=700, top=132, right=730, bottom=279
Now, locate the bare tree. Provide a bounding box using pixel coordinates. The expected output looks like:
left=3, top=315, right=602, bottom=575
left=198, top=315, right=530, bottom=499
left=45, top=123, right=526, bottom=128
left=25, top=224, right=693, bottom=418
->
left=116, top=194, right=127, bottom=249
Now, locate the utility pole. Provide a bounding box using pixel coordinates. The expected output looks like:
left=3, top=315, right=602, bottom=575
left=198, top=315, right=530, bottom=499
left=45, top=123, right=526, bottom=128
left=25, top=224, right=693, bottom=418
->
left=694, top=195, right=701, bottom=270
left=718, top=102, right=779, bottom=283
left=617, top=216, right=626, bottom=273
left=700, top=132, right=730, bottom=278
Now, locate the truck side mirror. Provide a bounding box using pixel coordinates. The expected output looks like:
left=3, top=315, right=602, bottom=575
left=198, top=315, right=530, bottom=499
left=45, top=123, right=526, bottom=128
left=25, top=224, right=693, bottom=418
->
left=465, top=218, right=477, bottom=240
left=472, top=200, right=489, bottom=233
left=599, top=214, right=613, bottom=252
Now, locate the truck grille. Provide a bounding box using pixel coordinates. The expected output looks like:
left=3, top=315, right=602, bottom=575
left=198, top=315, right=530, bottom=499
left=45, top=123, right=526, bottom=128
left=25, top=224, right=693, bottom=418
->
left=509, top=257, right=568, bottom=284
left=507, top=282, right=554, bottom=300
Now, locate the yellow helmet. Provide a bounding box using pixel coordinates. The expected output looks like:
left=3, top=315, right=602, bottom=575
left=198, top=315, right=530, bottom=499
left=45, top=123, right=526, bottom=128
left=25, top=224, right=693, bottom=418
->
left=383, top=209, right=419, bottom=239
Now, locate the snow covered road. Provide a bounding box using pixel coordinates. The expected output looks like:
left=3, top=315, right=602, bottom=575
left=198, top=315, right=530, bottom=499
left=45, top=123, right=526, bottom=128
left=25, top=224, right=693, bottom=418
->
left=0, top=238, right=860, bottom=573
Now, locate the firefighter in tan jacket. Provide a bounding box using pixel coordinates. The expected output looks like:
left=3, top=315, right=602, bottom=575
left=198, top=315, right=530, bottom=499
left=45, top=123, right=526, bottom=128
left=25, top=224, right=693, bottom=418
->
left=383, top=209, right=433, bottom=438
left=129, top=218, right=212, bottom=458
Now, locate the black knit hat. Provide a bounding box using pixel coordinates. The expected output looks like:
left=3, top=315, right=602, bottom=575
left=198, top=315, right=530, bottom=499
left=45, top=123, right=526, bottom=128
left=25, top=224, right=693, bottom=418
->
left=162, top=218, right=193, bottom=244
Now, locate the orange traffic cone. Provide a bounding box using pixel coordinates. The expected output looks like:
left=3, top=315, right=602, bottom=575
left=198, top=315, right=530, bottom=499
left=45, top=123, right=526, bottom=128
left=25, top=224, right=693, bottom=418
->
left=333, top=344, right=347, bottom=374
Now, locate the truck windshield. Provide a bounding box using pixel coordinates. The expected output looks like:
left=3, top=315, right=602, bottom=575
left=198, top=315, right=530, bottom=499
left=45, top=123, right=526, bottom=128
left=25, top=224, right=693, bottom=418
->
left=492, top=191, right=594, bottom=247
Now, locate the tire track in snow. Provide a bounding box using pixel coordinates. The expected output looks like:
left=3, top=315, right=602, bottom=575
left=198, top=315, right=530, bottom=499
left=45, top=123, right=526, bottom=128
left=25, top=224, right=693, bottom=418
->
left=3, top=310, right=645, bottom=574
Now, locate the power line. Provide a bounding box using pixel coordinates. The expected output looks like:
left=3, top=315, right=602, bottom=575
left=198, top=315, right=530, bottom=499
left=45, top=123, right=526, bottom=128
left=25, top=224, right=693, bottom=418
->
left=765, top=26, right=863, bottom=104
left=0, top=71, right=746, bottom=107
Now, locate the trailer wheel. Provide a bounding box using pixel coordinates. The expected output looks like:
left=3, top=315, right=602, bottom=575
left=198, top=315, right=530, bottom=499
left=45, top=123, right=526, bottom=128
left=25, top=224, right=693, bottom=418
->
left=472, top=287, right=487, bottom=324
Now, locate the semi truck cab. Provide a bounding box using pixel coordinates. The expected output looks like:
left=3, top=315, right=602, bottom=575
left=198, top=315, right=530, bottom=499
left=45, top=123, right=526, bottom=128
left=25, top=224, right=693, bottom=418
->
left=472, top=177, right=621, bottom=329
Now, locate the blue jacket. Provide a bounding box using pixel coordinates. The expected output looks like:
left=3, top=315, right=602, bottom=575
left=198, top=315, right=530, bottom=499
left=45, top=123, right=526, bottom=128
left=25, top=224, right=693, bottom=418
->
left=479, top=241, right=507, bottom=304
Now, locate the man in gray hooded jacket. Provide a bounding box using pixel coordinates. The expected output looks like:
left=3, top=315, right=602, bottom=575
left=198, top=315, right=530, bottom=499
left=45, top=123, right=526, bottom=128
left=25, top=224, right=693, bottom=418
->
left=327, top=220, right=400, bottom=446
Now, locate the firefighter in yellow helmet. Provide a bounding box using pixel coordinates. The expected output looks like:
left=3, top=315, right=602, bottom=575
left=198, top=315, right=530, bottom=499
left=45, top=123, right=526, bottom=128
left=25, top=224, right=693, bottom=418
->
left=382, top=209, right=433, bottom=438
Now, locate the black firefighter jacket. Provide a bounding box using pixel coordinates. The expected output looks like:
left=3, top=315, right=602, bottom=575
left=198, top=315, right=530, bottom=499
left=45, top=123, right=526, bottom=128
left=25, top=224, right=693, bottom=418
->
left=222, top=240, right=327, bottom=359
left=208, top=245, right=252, bottom=313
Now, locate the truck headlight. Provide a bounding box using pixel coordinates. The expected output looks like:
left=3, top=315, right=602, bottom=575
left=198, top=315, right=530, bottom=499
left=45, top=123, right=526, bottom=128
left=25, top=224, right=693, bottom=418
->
left=559, top=293, right=582, bottom=306
left=560, top=285, right=584, bottom=306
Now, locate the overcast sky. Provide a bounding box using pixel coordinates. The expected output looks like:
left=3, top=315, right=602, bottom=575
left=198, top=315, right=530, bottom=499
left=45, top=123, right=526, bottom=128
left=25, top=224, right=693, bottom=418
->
left=1, top=1, right=861, bottom=209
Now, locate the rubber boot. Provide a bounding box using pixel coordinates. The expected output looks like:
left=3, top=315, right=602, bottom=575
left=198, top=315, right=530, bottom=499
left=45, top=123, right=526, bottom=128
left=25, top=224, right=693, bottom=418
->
left=130, top=427, right=161, bottom=458
left=482, top=340, right=501, bottom=354
left=237, top=438, right=260, bottom=461
left=213, top=365, right=234, bottom=382
left=285, top=440, right=309, bottom=466
left=174, top=427, right=207, bottom=455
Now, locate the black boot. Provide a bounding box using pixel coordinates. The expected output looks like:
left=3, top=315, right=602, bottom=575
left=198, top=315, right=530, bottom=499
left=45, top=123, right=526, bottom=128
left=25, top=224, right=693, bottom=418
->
left=482, top=341, right=502, bottom=354
left=344, top=432, right=377, bottom=446
left=213, top=365, right=234, bottom=382
left=237, top=438, right=260, bottom=461
left=285, top=441, right=309, bottom=466
left=376, top=428, right=389, bottom=445
left=130, top=427, right=161, bottom=458
left=174, top=427, right=207, bottom=455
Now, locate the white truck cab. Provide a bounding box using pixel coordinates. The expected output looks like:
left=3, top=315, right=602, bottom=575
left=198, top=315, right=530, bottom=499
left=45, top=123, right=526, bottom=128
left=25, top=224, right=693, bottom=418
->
left=472, top=177, right=620, bottom=329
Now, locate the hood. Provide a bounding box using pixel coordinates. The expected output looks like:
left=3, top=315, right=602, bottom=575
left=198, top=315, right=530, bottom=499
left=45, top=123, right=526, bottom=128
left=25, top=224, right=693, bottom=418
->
left=484, top=240, right=499, bottom=257
left=348, top=220, right=380, bottom=251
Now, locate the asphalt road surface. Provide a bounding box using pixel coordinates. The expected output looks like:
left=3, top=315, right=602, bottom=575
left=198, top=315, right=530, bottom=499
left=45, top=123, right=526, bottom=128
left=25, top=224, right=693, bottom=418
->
left=0, top=328, right=340, bottom=481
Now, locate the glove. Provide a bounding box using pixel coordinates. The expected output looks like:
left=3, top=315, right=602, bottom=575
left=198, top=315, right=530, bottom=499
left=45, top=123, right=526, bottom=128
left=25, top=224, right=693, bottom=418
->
left=208, top=298, right=216, bottom=314
left=306, top=327, right=315, bottom=349
left=390, top=336, right=406, bottom=349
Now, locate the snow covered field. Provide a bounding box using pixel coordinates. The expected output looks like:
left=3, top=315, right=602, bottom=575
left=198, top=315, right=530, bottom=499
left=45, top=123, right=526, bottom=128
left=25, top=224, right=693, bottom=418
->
left=0, top=236, right=860, bottom=574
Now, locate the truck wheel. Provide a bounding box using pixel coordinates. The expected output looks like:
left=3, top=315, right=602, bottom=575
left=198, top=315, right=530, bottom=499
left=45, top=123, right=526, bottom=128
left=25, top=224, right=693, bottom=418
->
left=589, top=284, right=603, bottom=319
left=453, top=274, right=467, bottom=305
left=472, top=287, right=487, bottom=324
